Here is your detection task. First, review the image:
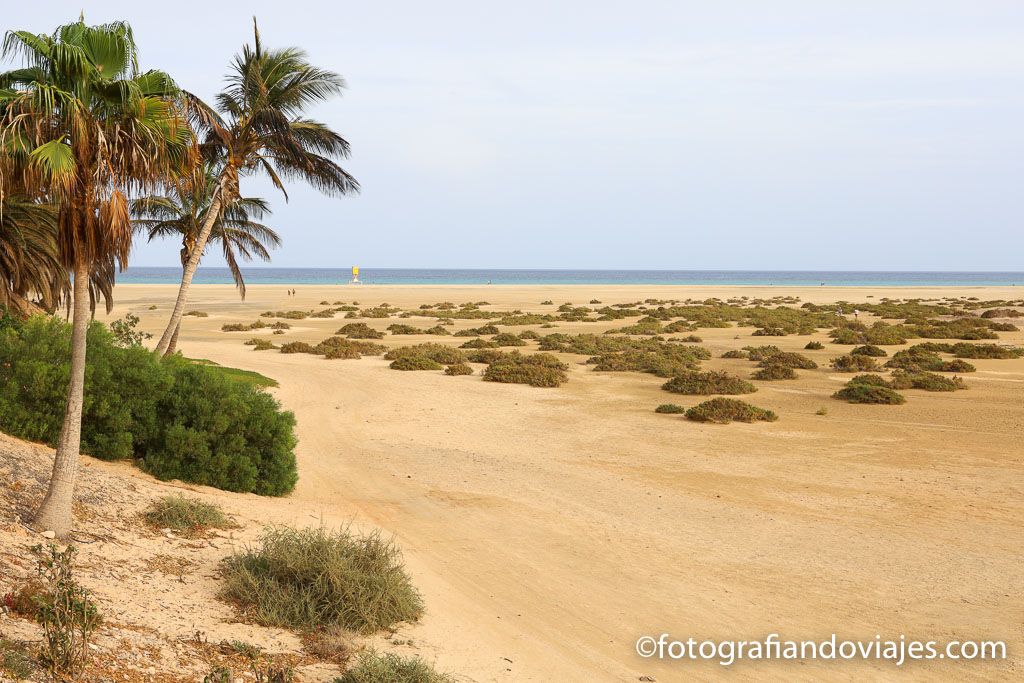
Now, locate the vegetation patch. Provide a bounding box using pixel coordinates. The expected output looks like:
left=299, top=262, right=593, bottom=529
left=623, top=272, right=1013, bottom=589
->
left=444, top=363, right=474, bottom=376
left=662, top=371, right=756, bottom=395
left=459, top=338, right=498, bottom=349
left=280, top=341, right=317, bottom=354
left=453, top=324, right=500, bottom=337
left=222, top=526, right=423, bottom=633
left=144, top=495, right=232, bottom=535
left=483, top=352, right=568, bottom=387
left=655, top=403, right=686, bottom=414
left=684, top=398, right=778, bottom=424
left=492, top=332, right=527, bottom=347
left=831, top=355, right=880, bottom=372
left=851, top=344, right=887, bottom=357
left=885, top=348, right=976, bottom=373
left=888, top=370, right=965, bottom=392
left=751, top=364, right=797, bottom=380
left=384, top=343, right=466, bottom=365
left=334, top=650, right=453, bottom=683
left=804, top=341, right=824, bottom=350
left=336, top=323, right=385, bottom=339
left=390, top=356, right=444, bottom=371
left=757, top=352, right=817, bottom=369
left=832, top=384, right=905, bottom=404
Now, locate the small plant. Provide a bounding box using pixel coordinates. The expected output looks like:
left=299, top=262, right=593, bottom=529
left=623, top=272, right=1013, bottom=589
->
left=222, top=526, right=423, bottom=633
left=109, top=313, right=153, bottom=348
left=390, top=356, right=444, bottom=371
left=831, top=354, right=880, bottom=372
left=684, top=398, right=778, bottom=424
left=661, top=371, right=756, bottom=395
left=752, top=326, right=786, bottom=336
left=851, top=344, right=887, bottom=357
left=144, top=495, right=232, bottom=535
left=459, top=338, right=498, bottom=349
left=492, top=333, right=527, bottom=347
left=721, top=349, right=749, bottom=359
left=655, top=403, right=685, bottom=414
left=384, top=343, right=466, bottom=365
left=832, top=383, right=905, bottom=404
left=815, top=407, right=828, bottom=416
left=758, top=352, right=817, bottom=369
left=303, top=626, right=357, bottom=665
left=483, top=352, right=568, bottom=387
left=336, top=323, right=385, bottom=339
left=888, top=370, right=965, bottom=392
left=0, top=638, right=36, bottom=679
left=751, top=364, right=797, bottom=380
left=32, top=544, right=100, bottom=679
left=444, top=363, right=474, bottom=376
left=248, top=338, right=279, bottom=351
left=280, top=341, right=317, bottom=354
left=184, top=310, right=209, bottom=317
left=334, top=650, right=454, bottom=683
left=540, top=300, right=553, bottom=305
left=804, top=341, right=824, bottom=350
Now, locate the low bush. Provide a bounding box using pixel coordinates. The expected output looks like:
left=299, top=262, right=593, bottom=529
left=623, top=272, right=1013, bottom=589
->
left=662, top=371, right=756, bottom=395
left=453, top=324, right=500, bottom=337
left=721, top=349, right=749, bottom=359
left=390, top=356, right=443, bottom=371
left=334, top=650, right=453, bottom=683
left=444, top=363, right=474, bottom=376
left=851, top=344, right=887, bottom=357
left=336, top=323, right=385, bottom=339
left=483, top=353, right=568, bottom=387
left=831, top=355, right=880, bottom=372
left=916, top=342, right=1023, bottom=359
left=492, top=333, right=527, bottom=347
left=184, top=310, right=208, bottom=317
left=655, top=403, right=686, bottom=414
left=247, top=338, right=279, bottom=351
left=751, top=364, right=797, bottom=380
left=459, top=338, right=498, bottom=349
left=829, top=328, right=864, bottom=345
left=518, top=330, right=540, bottom=340
left=847, top=373, right=891, bottom=387
left=424, top=325, right=451, bottom=336
left=885, top=348, right=976, bottom=372
left=0, top=317, right=297, bottom=496
left=758, top=352, right=817, bottom=369
left=742, top=345, right=782, bottom=362
left=144, top=495, right=231, bottom=535
left=804, top=341, right=824, bottom=350
left=315, top=337, right=386, bottom=359
left=832, top=384, right=905, bottom=404
left=752, top=327, right=786, bottom=336
left=387, top=324, right=425, bottom=335
left=980, top=308, right=1022, bottom=318
left=384, top=343, right=466, bottom=365
left=222, top=321, right=266, bottom=332
left=280, top=341, right=317, bottom=354
left=888, top=370, right=965, bottom=392
left=31, top=544, right=101, bottom=679
left=465, top=349, right=508, bottom=364
left=222, top=526, right=423, bottom=633
left=684, top=398, right=778, bottom=424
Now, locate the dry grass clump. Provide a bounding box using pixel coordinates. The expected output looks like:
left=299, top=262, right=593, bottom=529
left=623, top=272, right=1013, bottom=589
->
left=684, top=398, right=778, bottom=424
left=222, top=526, right=424, bottom=633
left=144, top=495, right=232, bottom=535
left=302, top=627, right=358, bottom=666
left=335, top=650, right=453, bottom=683
left=831, top=354, right=880, bottom=372
left=444, top=363, right=474, bottom=376
left=384, top=343, right=466, bottom=365
left=336, top=323, right=385, bottom=339
left=661, top=371, right=756, bottom=395
left=390, top=356, right=444, bottom=371
left=751, top=364, right=797, bottom=380
left=184, top=310, right=209, bottom=317
left=804, top=341, right=824, bottom=350
left=483, top=352, right=568, bottom=387
left=851, top=344, right=887, bottom=357
left=655, top=403, right=686, bottom=414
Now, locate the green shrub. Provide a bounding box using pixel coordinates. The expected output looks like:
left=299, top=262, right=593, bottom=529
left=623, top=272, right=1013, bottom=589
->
left=885, top=347, right=976, bottom=372
left=444, top=363, right=474, bottom=376
left=222, top=321, right=266, bottom=332
left=829, top=328, right=864, bottom=345
left=721, top=349, right=749, bottom=359
left=280, top=341, right=317, bottom=354
left=832, top=384, right=905, bottom=404
left=661, top=371, right=756, bottom=395
left=334, top=650, right=453, bottom=683
left=888, top=370, right=965, bottom=392
left=144, top=495, right=231, bottom=535
left=453, top=324, right=500, bottom=337
left=831, top=355, right=880, bottom=372
left=315, top=337, right=387, bottom=359
left=941, top=343, right=1022, bottom=359
left=336, top=323, right=385, bottom=339
left=980, top=308, right=1022, bottom=318
left=109, top=313, right=153, bottom=347
left=247, top=338, right=279, bottom=351
left=742, top=345, right=782, bottom=361
left=655, top=403, right=685, bottom=414
left=684, top=398, right=777, bottom=424
left=424, top=325, right=451, bottom=336
left=222, top=526, right=423, bottom=633
left=863, top=323, right=910, bottom=345
left=758, top=352, right=817, bottom=369
left=751, top=364, right=797, bottom=380
left=483, top=353, right=568, bottom=387
left=387, top=324, right=425, bottom=335
left=752, top=327, right=786, bottom=336
left=384, top=343, right=466, bottom=365
left=518, top=330, right=540, bottom=340
left=851, top=344, right=887, bottom=357
left=390, top=356, right=444, bottom=371
left=804, top=341, right=824, bottom=350
left=459, top=338, right=498, bottom=349
left=492, top=333, right=527, bottom=347
left=847, top=374, right=891, bottom=387
left=184, top=310, right=208, bottom=317
left=465, top=349, right=508, bottom=364
left=32, top=544, right=101, bottom=679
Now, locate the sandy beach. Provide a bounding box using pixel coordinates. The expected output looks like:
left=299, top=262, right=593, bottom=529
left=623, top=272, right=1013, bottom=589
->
left=19, top=282, right=1002, bottom=681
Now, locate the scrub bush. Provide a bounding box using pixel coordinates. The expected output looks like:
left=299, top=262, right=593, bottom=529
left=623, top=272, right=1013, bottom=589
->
left=684, top=398, right=778, bottom=424
left=832, top=384, right=905, bottom=404
left=661, top=371, right=756, bottom=395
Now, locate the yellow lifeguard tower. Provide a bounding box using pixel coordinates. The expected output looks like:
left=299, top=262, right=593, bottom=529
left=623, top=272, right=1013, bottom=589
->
left=350, top=265, right=360, bottom=284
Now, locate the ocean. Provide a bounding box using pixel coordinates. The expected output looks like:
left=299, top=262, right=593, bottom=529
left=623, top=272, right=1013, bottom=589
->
left=117, top=268, right=1024, bottom=287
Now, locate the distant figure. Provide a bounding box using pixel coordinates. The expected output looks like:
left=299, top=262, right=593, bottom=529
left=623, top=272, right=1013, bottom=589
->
left=487, top=279, right=492, bottom=285
left=853, top=309, right=860, bottom=320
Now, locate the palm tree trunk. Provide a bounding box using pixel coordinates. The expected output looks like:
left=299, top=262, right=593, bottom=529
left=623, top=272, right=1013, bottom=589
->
left=154, top=191, right=224, bottom=356
left=33, top=260, right=90, bottom=538
left=166, top=321, right=181, bottom=355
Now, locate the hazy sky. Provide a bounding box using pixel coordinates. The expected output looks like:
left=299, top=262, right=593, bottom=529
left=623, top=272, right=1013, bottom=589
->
left=5, top=2, right=1023, bottom=270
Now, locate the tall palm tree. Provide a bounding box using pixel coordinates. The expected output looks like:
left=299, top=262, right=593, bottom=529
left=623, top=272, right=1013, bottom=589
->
left=0, top=18, right=191, bottom=536
left=154, top=20, right=358, bottom=355
left=132, top=165, right=280, bottom=352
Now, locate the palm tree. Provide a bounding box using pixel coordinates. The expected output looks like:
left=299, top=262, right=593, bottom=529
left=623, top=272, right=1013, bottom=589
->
left=154, top=19, right=358, bottom=355
left=132, top=165, right=280, bottom=352
left=0, top=193, right=62, bottom=313
left=0, top=18, right=190, bottom=536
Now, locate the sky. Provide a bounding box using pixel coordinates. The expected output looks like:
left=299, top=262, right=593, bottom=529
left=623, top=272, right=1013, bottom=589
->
left=4, top=1, right=1023, bottom=270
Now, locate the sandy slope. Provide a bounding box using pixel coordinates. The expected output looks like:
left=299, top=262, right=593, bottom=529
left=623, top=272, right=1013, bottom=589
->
left=18, top=284, right=1024, bottom=680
